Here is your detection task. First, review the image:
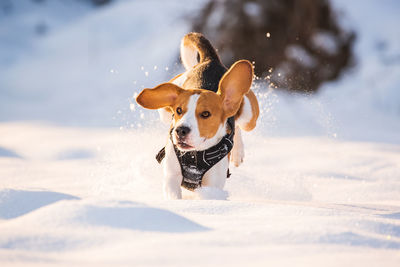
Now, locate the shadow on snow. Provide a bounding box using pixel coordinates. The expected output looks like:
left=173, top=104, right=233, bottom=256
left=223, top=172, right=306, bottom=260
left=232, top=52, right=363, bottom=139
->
left=0, top=189, right=79, bottom=219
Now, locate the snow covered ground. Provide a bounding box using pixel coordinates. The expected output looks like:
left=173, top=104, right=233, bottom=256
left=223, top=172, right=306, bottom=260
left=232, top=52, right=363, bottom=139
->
left=1, top=0, right=400, bottom=266
left=1, top=122, right=400, bottom=266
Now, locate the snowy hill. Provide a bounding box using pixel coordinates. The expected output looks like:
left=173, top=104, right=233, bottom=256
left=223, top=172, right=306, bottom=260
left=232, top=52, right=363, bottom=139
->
left=1, top=0, right=400, bottom=266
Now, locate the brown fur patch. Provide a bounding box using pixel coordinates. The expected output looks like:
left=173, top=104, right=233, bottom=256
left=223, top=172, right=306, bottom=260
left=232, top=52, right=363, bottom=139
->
left=170, top=90, right=197, bottom=123
left=195, top=91, right=225, bottom=138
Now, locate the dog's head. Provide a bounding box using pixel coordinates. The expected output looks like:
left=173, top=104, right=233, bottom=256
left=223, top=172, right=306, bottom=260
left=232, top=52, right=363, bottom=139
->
left=136, top=60, right=253, bottom=151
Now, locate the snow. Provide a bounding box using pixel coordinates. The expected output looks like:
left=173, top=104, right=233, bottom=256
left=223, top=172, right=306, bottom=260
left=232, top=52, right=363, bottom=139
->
left=1, top=0, right=400, bottom=266
left=1, top=123, right=400, bottom=266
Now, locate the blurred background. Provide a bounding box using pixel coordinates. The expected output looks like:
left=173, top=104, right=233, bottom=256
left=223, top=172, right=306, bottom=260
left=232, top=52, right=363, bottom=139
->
left=0, top=0, right=399, bottom=142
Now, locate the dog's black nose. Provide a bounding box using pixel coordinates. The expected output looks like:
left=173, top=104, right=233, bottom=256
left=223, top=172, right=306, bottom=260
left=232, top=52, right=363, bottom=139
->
left=175, top=126, right=191, bottom=138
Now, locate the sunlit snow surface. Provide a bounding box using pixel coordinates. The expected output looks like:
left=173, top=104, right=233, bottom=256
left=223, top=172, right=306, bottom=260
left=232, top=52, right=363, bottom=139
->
left=1, top=123, right=399, bottom=266
left=1, top=0, right=400, bottom=266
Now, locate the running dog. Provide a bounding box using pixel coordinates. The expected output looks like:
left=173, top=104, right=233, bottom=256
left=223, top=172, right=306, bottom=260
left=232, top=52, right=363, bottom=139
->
left=136, top=33, right=259, bottom=199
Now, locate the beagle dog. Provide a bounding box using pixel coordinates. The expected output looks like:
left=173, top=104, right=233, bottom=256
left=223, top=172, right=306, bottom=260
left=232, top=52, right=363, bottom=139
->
left=136, top=33, right=259, bottom=199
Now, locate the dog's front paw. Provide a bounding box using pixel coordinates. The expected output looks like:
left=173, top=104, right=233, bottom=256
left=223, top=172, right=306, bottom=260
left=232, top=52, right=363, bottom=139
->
left=231, top=127, right=245, bottom=167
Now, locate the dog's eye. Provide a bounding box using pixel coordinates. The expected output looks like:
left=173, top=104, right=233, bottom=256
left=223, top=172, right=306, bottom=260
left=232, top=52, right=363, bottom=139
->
left=200, top=111, right=211, bottom=118
left=176, top=107, right=183, bottom=115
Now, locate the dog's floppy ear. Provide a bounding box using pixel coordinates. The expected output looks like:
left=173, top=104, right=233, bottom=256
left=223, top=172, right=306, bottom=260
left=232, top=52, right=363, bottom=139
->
left=136, top=83, right=183, bottom=109
left=217, top=60, right=253, bottom=117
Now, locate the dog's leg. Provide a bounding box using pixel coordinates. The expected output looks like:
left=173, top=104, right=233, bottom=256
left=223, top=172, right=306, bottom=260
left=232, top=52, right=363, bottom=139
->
left=162, top=139, right=183, bottom=199
left=231, top=92, right=258, bottom=166
left=202, top=157, right=229, bottom=189
left=230, top=126, right=245, bottom=167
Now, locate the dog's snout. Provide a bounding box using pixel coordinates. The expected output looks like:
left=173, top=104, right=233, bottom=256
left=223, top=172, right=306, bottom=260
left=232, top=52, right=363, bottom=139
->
left=175, top=126, right=191, bottom=138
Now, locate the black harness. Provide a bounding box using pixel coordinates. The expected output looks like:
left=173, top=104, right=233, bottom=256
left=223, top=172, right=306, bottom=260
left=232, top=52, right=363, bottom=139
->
left=156, top=117, right=235, bottom=191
